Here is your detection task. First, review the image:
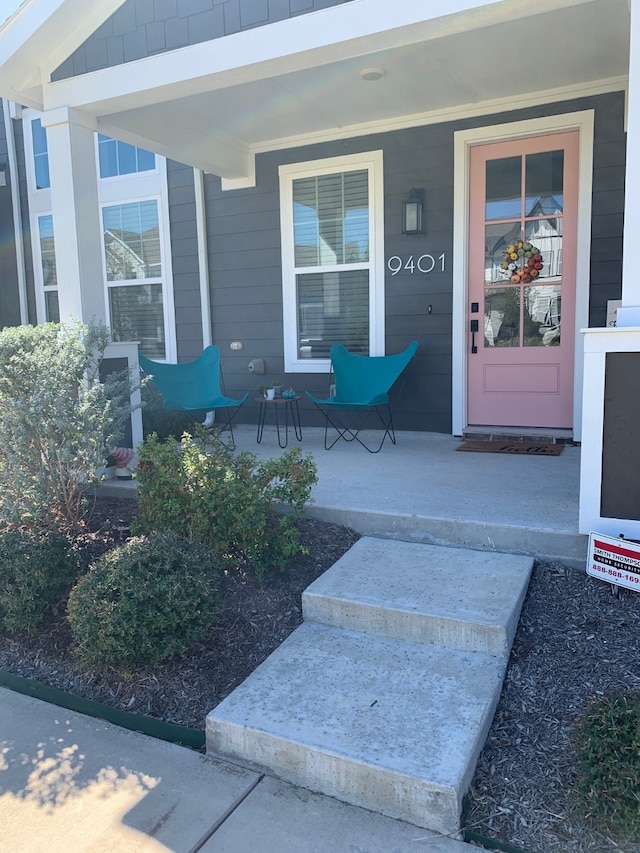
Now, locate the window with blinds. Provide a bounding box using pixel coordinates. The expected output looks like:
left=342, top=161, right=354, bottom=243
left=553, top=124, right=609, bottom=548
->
left=23, top=110, right=175, bottom=358
left=293, top=169, right=369, bottom=357
left=102, top=200, right=166, bottom=358
left=280, top=152, right=383, bottom=371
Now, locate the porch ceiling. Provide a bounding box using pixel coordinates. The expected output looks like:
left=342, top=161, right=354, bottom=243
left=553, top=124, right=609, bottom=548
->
left=0, top=0, right=630, bottom=184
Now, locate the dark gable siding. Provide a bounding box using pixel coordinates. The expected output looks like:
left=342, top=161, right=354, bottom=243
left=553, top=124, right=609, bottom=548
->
left=52, top=0, right=354, bottom=79
left=205, top=90, right=625, bottom=434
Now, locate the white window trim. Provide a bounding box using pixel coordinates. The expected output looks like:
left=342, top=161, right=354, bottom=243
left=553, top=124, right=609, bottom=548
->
left=100, top=188, right=176, bottom=363
left=279, top=150, right=385, bottom=374
left=23, top=109, right=176, bottom=361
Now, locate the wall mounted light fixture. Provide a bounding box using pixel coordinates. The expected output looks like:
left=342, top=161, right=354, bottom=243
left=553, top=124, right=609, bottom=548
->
left=402, top=187, right=425, bottom=236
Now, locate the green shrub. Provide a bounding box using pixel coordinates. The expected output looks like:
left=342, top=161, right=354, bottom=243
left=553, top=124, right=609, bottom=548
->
left=141, top=382, right=195, bottom=440
left=0, top=321, right=133, bottom=526
left=574, top=691, right=640, bottom=840
left=133, top=430, right=317, bottom=579
left=67, top=532, right=219, bottom=671
left=0, top=529, right=79, bottom=635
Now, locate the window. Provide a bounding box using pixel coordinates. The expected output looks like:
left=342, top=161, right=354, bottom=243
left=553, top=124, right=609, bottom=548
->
left=31, top=119, right=50, bottom=190
left=23, top=111, right=175, bottom=359
left=102, top=200, right=166, bottom=358
left=280, top=152, right=384, bottom=372
left=98, top=134, right=155, bottom=178
left=38, top=215, right=59, bottom=322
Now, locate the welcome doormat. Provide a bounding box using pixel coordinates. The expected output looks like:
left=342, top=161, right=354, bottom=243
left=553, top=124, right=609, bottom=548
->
left=456, top=439, right=564, bottom=456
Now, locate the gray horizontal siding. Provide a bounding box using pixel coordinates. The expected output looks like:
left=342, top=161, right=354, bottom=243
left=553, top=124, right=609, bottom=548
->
left=199, top=90, right=625, bottom=433
left=166, top=160, right=204, bottom=361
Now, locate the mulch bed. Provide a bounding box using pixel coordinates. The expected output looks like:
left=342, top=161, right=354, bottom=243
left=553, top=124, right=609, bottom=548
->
left=0, top=497, right=360, bottom=730
left=1, top=497, right=640, bottom=852
left=464, top=561, right=640, bottom=853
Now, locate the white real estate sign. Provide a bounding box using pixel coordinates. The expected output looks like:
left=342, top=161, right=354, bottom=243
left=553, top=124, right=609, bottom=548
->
left=587, top=532, right=640, bottom=592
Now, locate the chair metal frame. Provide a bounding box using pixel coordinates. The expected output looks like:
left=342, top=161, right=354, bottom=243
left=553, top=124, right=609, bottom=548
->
left=305, top=341, right=418, bottom=453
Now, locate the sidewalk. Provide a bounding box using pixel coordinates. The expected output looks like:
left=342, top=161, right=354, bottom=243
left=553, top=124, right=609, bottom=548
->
left=0, top=687, right=472, bottom=852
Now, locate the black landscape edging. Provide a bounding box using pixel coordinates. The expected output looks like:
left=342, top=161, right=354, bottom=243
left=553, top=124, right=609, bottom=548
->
left=0, top=669, right=205, bottom=751
left=464, top=829, right=533, bottom=853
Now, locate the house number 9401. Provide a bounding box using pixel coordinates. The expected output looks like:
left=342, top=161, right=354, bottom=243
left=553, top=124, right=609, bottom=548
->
left=387, top=254, right=446, bottom=275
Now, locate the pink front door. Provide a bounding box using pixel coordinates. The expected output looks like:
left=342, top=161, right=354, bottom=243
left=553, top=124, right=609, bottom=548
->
left=467, top=132, right=579, bottom=429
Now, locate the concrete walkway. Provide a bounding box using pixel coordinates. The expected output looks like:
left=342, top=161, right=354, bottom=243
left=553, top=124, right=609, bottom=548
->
left=0, top=687, right=471, bottom=852
left=0, top=427, right=583, bottom=850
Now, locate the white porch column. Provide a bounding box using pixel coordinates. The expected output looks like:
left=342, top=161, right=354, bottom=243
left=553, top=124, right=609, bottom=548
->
left=41, top=107, right=105, bottom=324
left=578, top=0, right=640, bottom=538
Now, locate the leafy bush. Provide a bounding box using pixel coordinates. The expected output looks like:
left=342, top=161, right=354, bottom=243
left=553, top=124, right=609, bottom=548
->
left=0, top=322, right=133, bottom=527
left=574, top=691, right=640, bottom=840
left=0, top=529, right=79, bottom=635
left=141, top=381, right=195, bottom=440
left=67, top=532, right=219, bottom=671
left=133, top=430, right=317, bottom=578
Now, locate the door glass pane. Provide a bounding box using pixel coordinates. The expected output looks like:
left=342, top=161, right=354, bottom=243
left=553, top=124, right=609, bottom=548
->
left=485, top=222, right=523, bottom=283
left=524, top=284, right=562, bottom=347
left=484, top=287, right=520, bottom=347
left=109, top=283, right=165, bottom=358
left=297, top=269, right=369, bottom=358
left=525, top=150, right=564, bottom=216
left=525, top=218, right=562, bottom=279
left=485, top=156, right=521, bottom=220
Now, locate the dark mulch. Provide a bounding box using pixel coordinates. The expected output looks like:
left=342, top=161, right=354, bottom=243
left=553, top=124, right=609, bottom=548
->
left=464, top=561, right=640, bottom=853
left=0, top=497, right=360, bottom=730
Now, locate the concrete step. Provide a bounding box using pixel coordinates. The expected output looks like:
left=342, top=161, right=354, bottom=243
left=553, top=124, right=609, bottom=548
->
left=206, top=622, right=506, bottom=836
left=302, top=537, right=533, bottom=657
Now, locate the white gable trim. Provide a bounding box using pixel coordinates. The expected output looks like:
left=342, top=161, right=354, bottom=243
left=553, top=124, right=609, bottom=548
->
left=0, top=0, right=126, bottom=108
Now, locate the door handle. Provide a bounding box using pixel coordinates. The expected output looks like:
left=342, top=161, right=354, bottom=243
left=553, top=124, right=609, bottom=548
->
left=470, top=319, right=479, bottom=354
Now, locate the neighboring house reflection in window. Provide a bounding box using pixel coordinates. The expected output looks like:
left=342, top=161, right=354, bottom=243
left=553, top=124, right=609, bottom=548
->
left=280, top=152, right=384, bottom=372
left=102, top=200, right=166, bottom=359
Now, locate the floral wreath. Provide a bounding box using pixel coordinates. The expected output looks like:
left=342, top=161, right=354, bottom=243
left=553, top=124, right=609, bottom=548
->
left=500, top=240, right=544, bottom=284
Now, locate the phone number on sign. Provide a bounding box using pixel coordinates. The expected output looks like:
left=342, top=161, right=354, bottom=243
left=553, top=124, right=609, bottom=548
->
left=593, top=565, right=640, bottom=584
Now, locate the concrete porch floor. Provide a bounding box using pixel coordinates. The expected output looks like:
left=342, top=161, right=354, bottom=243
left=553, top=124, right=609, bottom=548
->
left=228, top=425, right=585, bottom=569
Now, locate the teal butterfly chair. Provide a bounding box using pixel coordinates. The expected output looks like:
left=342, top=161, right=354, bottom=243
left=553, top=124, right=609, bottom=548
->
left=139, top=346, right=248, bottom=446
left=305, top=341, right=418, bottom=452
